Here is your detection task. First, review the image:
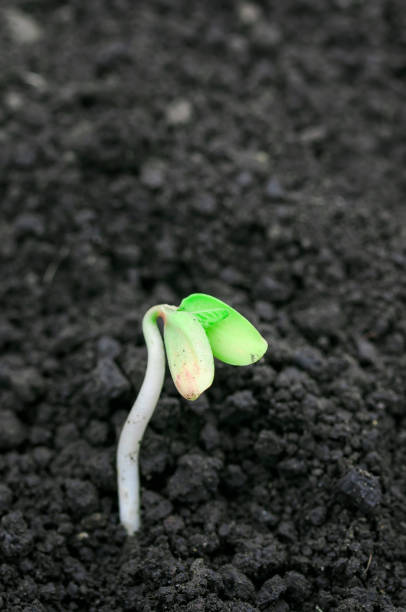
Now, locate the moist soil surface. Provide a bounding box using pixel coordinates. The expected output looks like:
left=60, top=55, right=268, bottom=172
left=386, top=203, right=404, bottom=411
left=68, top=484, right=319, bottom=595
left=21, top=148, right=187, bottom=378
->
left=1, top=1, right=406, bottom=611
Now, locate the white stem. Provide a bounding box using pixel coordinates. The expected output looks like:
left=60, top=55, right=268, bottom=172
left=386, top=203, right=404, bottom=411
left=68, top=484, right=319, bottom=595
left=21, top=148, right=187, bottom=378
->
left=117, top=304, right=173, bottom=535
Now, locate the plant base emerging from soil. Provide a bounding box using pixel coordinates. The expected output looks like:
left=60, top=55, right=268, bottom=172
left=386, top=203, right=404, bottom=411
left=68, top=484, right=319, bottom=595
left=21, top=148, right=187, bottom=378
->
left=117, top=294, right=268, bottom=535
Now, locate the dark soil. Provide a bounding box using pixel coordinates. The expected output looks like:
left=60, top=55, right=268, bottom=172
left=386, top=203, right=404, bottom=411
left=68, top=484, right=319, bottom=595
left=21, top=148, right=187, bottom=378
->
left=1, top=1, right=406, bottom=610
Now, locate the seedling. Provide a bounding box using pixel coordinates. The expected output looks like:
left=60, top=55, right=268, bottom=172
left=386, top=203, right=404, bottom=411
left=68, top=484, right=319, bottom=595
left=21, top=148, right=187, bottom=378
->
left=117, top=293, right=268, bottom=535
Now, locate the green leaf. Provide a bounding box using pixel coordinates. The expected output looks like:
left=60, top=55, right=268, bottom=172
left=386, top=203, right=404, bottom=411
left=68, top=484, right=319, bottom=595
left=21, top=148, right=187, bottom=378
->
left=163, top=310, right=214, bottom=400
left=178, top=293, right=268, bottom=366
left=193, top=308, right=230, bottom=329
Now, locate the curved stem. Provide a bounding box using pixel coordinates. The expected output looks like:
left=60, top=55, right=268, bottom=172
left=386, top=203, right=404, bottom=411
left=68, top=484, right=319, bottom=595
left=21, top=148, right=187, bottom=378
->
left=117, top=304, right=174, bottom=535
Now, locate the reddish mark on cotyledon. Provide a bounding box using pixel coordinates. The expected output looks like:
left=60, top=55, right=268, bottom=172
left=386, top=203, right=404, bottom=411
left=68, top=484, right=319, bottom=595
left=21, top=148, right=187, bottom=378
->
left=175, top=361, right=202, bottom=400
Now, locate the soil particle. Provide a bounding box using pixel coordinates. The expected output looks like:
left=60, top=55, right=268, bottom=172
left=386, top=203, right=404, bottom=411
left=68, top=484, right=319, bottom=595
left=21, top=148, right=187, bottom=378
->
left=166, top=99, right=193, bottom=126
left=0, top=410, right=26, bottom=450
left=233, top=534, right=287, bottom=581
left=255, top=276, right=293, bottom=304
left=140, top=158, right=167, bottom=190
left=278, top=456, right=307, bottom=479
left=97, top=335, right=122, bottom=360
left=0, top=510, right=34, bottom=558
left=284, top=570, right=311, bottom=602
left=167, top=454, right=222, bottom=504
left=64, top=479, right=99, bottom=517
left=294, top=300, right=346, bottom=339
left=9, top=367, right=45, bottom=404
left=84, top=357, right=131, bottom=416
left=141, top=430, right=170, bottom=477
left=256, top=574, right=286, bottom=607
left=0, top=484, right=13, bottom=514
left=200, top=421, right=221, bottom=452
left=220, top=564, right=255, bottom=602
left=221, top=390, right=258, bottom=424
left=87, top=450, right=115, bottom=492
left=336, top=467, right=382, bottom=513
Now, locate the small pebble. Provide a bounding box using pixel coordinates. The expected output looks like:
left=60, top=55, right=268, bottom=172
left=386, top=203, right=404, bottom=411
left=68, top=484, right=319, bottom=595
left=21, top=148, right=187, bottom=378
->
left=5, top=8, right=42, bottom=44
left=355, top=336, right=379, bottom=365
left=238, top=3, right=261, bottom=25
left=166, top=99, right=192, bottom=125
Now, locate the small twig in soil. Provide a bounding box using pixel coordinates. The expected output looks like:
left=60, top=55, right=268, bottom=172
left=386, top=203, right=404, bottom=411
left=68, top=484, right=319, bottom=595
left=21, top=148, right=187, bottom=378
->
left=364, top=552, right=373, bottom=574
left=43, top=246, right=70, bottom=285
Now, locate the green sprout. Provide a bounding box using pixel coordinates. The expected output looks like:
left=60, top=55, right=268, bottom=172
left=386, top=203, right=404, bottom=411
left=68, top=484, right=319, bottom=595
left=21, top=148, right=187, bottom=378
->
left=117, top=293, right=268, bottom=535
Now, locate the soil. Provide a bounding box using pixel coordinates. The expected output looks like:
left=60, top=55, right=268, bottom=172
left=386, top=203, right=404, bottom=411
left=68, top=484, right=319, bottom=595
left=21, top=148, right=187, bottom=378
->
left=1, top=1, right=405, bottom=611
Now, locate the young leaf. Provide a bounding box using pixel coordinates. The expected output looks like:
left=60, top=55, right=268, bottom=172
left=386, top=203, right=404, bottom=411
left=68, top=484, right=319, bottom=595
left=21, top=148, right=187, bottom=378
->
left=178, top=293, right=268, bottom=366
left=163, top=310, right=214, bottom=400
left=193, top=308, right=230, bottom=329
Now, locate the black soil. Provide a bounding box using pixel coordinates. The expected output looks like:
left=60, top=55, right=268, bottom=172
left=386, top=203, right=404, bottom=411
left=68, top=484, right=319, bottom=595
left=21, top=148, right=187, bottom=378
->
left=1, top=1, right=405, bottom=611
